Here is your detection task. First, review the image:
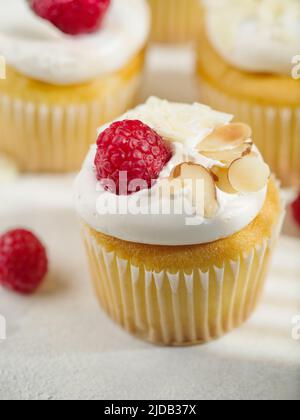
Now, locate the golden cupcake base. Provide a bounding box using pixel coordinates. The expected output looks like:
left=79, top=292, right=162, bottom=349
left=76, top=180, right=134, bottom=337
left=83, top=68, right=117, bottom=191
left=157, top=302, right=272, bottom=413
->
left=0, top=51, right=145, bottom=173
left=196, top=30, right=300, bottom=189
left=148, top=0, right=203, bottom=44
left=83, top=180, right=283, bottom=346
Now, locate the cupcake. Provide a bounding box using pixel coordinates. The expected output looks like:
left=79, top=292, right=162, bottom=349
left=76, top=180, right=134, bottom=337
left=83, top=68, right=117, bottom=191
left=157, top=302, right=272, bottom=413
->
left=197, top=0, right=300, bottom=189
left=0, top=0, right=150, bottom=172
left=75, top=97, right=284, bottom=346
left=148, top=0, right=203, bottom=43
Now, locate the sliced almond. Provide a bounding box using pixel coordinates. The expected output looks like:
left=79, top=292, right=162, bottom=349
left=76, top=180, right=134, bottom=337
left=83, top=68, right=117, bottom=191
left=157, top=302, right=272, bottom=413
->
left=170, top=162, right=219, bottom=218
left=228, top=155, right=270, bottom=193
left=197, top=123, right=252, bottom=152
left=211, top=166, right=237, bottom=195
left=201, top=142, right=252, bottom=165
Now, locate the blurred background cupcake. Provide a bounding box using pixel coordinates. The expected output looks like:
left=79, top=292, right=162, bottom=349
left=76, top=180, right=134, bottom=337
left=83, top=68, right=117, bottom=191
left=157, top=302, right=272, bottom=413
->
left=148, top=0, right=203, bottom=43
left=75, top=97, right=284, bottom=346
left=0, top=0, right=150, bottom=172
left=197, top=0, right=300, bottom=188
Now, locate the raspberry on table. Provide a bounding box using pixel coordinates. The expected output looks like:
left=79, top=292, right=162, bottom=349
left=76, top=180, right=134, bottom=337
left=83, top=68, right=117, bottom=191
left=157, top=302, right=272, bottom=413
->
left=29, top=0, right=111, bottom=36
left=94, top=119, right=172, bottom=195
left=291, top=194, right=300, bottom=227
left=0, top=229, right=48, bottom=294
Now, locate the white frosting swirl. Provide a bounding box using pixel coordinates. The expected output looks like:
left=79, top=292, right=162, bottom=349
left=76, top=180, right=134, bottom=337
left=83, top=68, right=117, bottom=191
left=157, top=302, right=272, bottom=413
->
left=74, top=98, right=267, bottom=246
left=203, top=0, right=300, bottom=75
left=0, top=0, right=150, bottom=85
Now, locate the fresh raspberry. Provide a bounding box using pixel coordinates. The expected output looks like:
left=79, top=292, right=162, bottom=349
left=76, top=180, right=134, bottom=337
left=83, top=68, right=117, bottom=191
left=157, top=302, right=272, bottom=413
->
left=0, top=229, right=48, bottom=294
left=95, top=120, right=172, bottom=195
left=291, top=194, right=300, bottom=227
left=29, top=0, right=111, bottom=36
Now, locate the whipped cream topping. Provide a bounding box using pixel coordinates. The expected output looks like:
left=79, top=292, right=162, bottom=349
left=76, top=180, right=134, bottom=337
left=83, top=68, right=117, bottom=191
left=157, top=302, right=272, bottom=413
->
left=75, top=98, right=267, bottom=246
left=203, top=0, right=300, bottom=75
left=0, top=0, right=150, bottom=85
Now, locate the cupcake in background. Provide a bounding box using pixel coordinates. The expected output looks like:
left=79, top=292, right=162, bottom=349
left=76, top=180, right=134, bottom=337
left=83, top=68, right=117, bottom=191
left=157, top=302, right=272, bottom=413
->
left=197, top=0, right=300, bottom=188
left=75, top=97, right=284, bottom=346
left=0, top=0, right=150, bottom=172
left=148, top=0, right=203, bottom=43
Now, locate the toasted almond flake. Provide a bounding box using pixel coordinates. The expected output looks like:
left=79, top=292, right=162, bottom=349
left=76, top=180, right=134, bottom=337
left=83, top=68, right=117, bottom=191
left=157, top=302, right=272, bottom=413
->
left=197, top=122, right=252, bottom=152
left=228, top=155, right=270, bottom=193
left=201, top=142, right=252, bottom=165
left=170, top=162, right=219, bottom=218
left=211, top=166, right=237, bottom=194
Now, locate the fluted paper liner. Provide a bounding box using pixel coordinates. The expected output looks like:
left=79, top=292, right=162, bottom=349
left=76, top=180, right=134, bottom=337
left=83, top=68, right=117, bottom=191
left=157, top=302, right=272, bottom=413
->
left=199, top=79, right=300, bottom=189
left=149, top=0, right=203, bottom=43
left=82, top=203, right=285, bottom=346
left=0, top=58, right=143, bottom=173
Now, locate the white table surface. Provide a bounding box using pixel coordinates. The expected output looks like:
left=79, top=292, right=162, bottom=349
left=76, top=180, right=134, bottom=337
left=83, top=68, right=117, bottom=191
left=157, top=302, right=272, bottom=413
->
left=0, top=46, right=299, bottom=401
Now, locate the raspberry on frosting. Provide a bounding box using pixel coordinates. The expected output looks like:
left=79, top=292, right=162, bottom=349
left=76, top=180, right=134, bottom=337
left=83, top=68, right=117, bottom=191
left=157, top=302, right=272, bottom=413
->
left=29, top=0, right=111, bottom=36
left=94, top=119, right=172, bottom=195
left=0, top=229, right=48, bottom=294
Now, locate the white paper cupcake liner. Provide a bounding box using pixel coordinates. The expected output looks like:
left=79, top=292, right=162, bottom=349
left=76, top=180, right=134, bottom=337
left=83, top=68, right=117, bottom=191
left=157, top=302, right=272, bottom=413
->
left=83, top=201, right=285, bottom=346
left=199, top=78, right=300, bottom=188
left=0, top=74, right=141, bottom=172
